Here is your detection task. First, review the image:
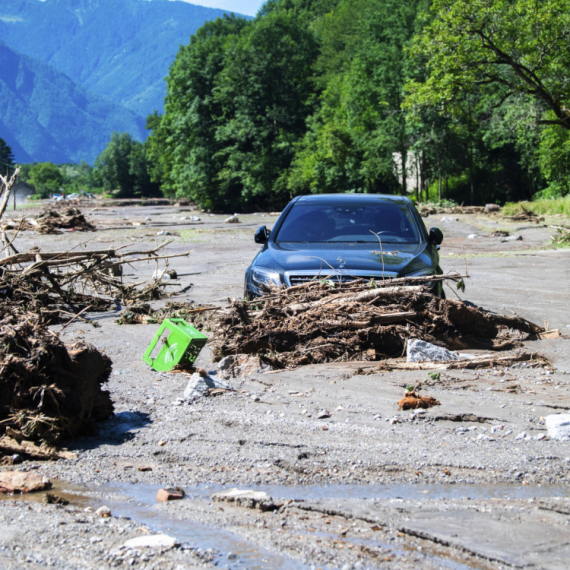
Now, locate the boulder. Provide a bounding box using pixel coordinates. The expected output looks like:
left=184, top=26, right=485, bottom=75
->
left=545, top=414, right=570, bottom=440
left=211, top=488, right=277, bottom=511
left=0, top=471, right=51, bottom=494
left=407, top=339, right=460, bottom=363
left=183, top=373, right=232, bottom=399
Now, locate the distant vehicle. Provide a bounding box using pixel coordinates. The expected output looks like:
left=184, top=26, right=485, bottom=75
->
left=52, top=194, right=63, bottom=201
left=244, top=194, right=444, bottom=298
left=67, top=193, right=79, bottom=199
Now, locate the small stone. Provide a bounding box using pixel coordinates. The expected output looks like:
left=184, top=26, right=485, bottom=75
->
left=407, top=339, right=460, bottom=363
left=156, top=230, right=171, bottom=236
left=490, top=425, right=504, bottom=433
left=90, top=537, right=103, bottom=544
left=225, top=215, right=240, bottom=223
left=157, top=440, right=167, bottom=447
left=515, top=431, right=527, bottom=440
left=316, top=410, right=331, bottom=419
left=212, top=488, right=277, bottom=511
left=95, top=506, right=111, bottom=518
left=156, top=487, right=185, bottom=502
left=467, top=234, right=479, bottom=239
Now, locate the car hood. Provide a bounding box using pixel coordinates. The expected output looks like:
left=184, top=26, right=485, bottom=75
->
left=255, top=241, right=433, bottom=277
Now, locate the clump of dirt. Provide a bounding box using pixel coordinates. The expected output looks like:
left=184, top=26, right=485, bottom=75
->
left=0, top=308, right=113, bottom=443
left=35, top=208, right=96, bottom=234
left=398, top=391, right=440, bottom=410
left=210, top=280, right=542, bottom=369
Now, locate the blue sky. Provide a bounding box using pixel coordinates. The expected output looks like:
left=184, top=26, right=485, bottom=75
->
left=176, top=0, right=265, bottom=17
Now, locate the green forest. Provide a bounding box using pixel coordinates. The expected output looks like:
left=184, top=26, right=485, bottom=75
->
left=14, top=0, right=570, bottom=210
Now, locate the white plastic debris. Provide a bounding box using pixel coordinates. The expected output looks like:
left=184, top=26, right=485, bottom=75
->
left=545, top=414, right=570, bottom=440
left=406, top=339, right=460, bottom=363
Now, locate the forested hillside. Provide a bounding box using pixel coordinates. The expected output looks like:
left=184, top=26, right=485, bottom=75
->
left=0, top=0, right=235, bottom=117
left=147, top=0, right=570, bottom=209
left=0, top=42, right=146, bottom=164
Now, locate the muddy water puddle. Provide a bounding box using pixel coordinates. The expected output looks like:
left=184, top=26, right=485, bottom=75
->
left=4, top=481, right=569, bottom=569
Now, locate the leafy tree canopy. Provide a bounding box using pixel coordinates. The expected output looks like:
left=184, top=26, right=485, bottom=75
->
left=0, top=138, right=15, bottom=176
left=406, top=0, right=570, bottom=129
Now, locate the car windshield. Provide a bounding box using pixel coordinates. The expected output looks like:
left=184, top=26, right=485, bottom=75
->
left=275, top=201, right=421, bottom=244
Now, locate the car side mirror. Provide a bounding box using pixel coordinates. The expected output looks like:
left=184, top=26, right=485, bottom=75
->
left=429, top=227, right=443, bottom=245
left=254, top=225, right=270, bottom=244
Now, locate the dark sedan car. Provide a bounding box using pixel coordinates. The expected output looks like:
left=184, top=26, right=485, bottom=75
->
left=244, top=194, right=443, bottom=298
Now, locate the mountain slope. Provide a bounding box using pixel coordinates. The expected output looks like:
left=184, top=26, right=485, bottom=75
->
left=0, top=0, right=241, bottom=117
left=0, top=42, right=147, bottom=164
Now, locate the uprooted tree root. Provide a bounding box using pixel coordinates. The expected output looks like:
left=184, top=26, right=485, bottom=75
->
left=0, top=309, right=114, bottom=444
left=210, top=278, right=542, bottom=369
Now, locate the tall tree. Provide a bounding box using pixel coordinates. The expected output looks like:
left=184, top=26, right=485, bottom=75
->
left=0, top=138, right=15, bottom=176
left=95, top=132, right=158, bottom=197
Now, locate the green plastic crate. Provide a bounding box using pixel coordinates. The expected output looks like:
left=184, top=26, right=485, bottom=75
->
left=142, top=318, right=208, bottom=372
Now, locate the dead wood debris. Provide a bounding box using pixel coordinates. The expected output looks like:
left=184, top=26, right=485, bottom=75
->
left=0, top=309, right=114, bottom=445
left=503, top=205, right=544, bottom=223
left=1, top=207, right=96, bottom=234
left=419, top=205, right=486, bottom=217
left=549, top=225, right=570, bottom=246
left=117, top=301, right=214, bottom=327
left=210, top=277, right=543, bottom=369
left=0, top=241, right=190, bottom=324
left=34, top=207, right=96, bottom=233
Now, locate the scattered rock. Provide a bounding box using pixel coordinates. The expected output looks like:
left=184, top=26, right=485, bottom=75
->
left=316, top=410, right=331, bottom=419
left=217, top=354, right=273, bottom=379
left=122, top=535, right=179, bottom=549
left=183, top=373, right=232, bottom=399
left=485, top=204, right=501, bottom=213
left=545, top=414, right=570, bottom=440
left=467, top=234, right=479, bottom=239
left=156, top=487, right=185, bottom=502
left=0, top=471, right=51, bottom=494
left=407, top=339, right=460, bottom=363
left=501, top=234, right=523, bottom=242
left=211, top=488, right=277, bottom=511
left=157, top=231, right=171, bottom=236
left=190, top=216, right=201, bottom=221
left=491, top=230, right=509, bottom=237
left=95, top=506, right=111, bottom=518
left=225, top=215, right=240, bottom=223
left=515, top=431, right=527, bottom=440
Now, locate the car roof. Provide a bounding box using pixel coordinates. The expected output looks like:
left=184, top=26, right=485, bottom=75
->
left=293, top=193, right=412, bottom=206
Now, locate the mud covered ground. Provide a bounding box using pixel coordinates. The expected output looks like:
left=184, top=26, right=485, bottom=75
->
left=1, top=203, right=569, bottom=570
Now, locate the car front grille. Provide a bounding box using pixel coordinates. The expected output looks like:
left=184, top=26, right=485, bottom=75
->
left=287, top=272, right=397, bottom=286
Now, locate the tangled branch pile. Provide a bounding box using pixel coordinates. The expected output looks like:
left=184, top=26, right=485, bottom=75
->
left=0, top=307, right=113, bottom=443
left=0, top=242, right=190, bottom=324
left=550, top=225, right=570, bottom=245
left=419, top=205, right=486, bottom=216
left=117, top=301, right=214, bottom=327
left=34, top=207, right=96, bottom=233
left=211, top=277, right=542, bottom=369
left=503, top=205, right=544, bottom=223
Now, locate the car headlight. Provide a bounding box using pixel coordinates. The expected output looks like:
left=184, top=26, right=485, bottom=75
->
left=250, top=267, right=282, bottom=291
